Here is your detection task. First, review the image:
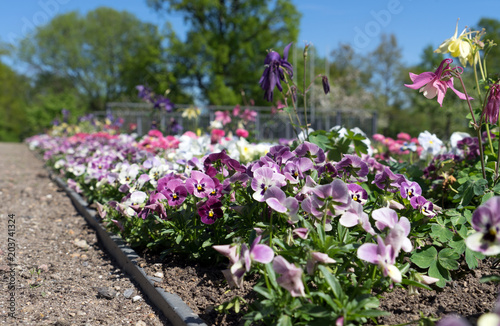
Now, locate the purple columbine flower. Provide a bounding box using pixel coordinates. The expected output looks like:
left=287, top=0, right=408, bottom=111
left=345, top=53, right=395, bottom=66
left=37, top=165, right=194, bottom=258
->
left=251, top=166, right=286, bottom=202
left=272, top=255, right=306, bottom=297
left=410, top=196, right=436, bottom=217
left=357, top=236, right=402, bottom=283
left=400, top=180, right=422, bottom=199
left=197, top=197, right=223, bottom=224
left=259, top=42, right=294, bottom=102
left=465, top=196, right=500, bottom=255
left=186, top=170, right=215, bottom=198
left=484, top=83, right=500, bottom=124
left=153, top=95, right=174, bottom=112
left=322, top=76, right=330, bottom=95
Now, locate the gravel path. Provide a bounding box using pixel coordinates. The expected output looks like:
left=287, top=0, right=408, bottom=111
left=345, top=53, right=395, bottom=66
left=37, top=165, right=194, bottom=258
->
left=0, top=142, right=168, bottom=326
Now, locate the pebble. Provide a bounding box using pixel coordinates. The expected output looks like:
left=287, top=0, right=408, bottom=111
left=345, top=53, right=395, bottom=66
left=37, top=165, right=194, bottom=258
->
left=132, top=295, right=142, bottom=302
left=74, top=239, right=89, bottom=250
left=153, top=272, right=164, bottom=278
left=135, top=321, right=147, bottom=326
left=96, top=287, right=117, bottom=300
left=123, top=288, right=135, bottom=298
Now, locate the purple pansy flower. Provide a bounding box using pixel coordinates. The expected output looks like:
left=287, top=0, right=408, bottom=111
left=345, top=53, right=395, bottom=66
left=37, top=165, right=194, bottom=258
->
left=372, top=166, right=405, bottom=192
left=251, top=166, right=286, bottom=202
left=272, top=255, right=306, bottom=297
left=372, top=207, right=412, bottom=253
left=293, top=141, right=325, bottom=164
left=186, top=170, right=215, bottom=198
left=357, top=236, right=402, bottom=283
left=197, top=197, right=223, bottom=224
left=336, top=154, right=369, bottom=182
left=347, top=183, right=368, bottom=205
left=466, top=196, right=500, bottom=255
left=263, top=186, right=299, bottom=222
left=306, top=251, right=336, bottom=275
left=400, top=180, right=422, bottom=199
left=160, top=179, right=188, bottom=207
left=410, top=196, right=436, bottom=217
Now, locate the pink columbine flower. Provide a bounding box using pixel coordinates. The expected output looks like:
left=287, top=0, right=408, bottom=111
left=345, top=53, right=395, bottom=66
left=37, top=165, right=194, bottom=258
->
left=404, top=58, right=471, bottom=107
left=272, top=256, right=306, bottom=297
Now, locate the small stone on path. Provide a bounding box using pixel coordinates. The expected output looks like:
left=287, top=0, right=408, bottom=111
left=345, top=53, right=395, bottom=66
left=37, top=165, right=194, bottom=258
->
left=123, top=288, right=135, bottom=298
left=96, top=287, right=117, bottom=300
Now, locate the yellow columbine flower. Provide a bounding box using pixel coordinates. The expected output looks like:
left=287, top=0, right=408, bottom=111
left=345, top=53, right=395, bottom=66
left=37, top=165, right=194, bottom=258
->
left=435, top=19, right=475, bottom=66
left=182, top=106, right=200, bottom=120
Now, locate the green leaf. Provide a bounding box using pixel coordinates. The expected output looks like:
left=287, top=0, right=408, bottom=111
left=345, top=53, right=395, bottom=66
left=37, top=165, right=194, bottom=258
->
left=480, top=275, right=500, bottom=283
left=465, top=247, right=485, bottom=270
left=277, top=314, right=292, bottom=326
left=318, top=265, right=343, bottom=300
left=430, top=224, right=454, bottom=243
left=401, top=279, right=433, bottom=291
left=411, top=246, right=437, bottom=269
left=428, top=261, right=451, bottom=288
left=437, top=248, right=460, bottom=270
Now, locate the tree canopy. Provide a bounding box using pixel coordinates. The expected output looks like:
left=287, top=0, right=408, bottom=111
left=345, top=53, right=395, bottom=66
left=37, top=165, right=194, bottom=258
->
left=147, top=0, right=301, bottom=105
left=18, top=7, right=174, bottom=110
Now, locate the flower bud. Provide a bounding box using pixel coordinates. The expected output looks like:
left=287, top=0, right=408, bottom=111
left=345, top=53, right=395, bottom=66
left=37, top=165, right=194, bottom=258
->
left=322, top=76, right=330, bottom=95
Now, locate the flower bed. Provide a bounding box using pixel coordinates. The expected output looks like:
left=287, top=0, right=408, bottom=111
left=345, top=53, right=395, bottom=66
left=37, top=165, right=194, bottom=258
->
left=25, top=21, right=500, bottom=326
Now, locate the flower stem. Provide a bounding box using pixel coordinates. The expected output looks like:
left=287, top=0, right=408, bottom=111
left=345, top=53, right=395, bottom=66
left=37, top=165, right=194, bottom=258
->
left=457, top=74, right=486, bottom=179
left=303, top=49, right=309, bottom=140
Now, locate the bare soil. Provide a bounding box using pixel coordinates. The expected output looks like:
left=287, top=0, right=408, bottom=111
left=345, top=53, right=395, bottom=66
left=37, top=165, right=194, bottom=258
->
left=2, top=142, right=500, bottom=326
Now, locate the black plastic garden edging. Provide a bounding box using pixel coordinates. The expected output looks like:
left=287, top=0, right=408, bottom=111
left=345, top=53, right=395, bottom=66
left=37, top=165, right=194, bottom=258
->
left=50, top=174, right=208, bottom=326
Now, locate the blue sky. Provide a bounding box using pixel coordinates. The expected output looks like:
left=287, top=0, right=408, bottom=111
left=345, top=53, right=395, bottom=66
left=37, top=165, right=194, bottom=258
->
left=0, top=0, right=499, bottom=68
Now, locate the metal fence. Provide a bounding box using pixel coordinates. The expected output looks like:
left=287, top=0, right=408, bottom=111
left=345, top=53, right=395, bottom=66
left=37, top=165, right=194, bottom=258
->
left=97, top=102, right=378, bottom=141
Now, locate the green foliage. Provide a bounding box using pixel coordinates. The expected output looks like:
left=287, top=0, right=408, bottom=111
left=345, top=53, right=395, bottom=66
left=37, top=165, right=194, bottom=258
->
left=0, top=62, right=29, bottom=141
left=147, top=0, right=301, bottom=105
left=18, top=7, right=176, bottom=110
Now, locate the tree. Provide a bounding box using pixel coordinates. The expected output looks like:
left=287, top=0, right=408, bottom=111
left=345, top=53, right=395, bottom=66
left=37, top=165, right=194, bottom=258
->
left=0, top=62, right=29, bottom=141
left=18, top=7, right=176, bottom=110
left=477, top=18, right=500, bottom=78
left=147, top=0, right=301, bottom=105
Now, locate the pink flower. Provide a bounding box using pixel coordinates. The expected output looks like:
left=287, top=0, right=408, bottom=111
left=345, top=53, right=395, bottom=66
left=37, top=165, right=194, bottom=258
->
left=397, top=132, right=411, bottom=141
left=148, top=129, right=163, bottom=138
left=210, top=129, right=225, bottom=144
left=236, top=128, right=249, bottom=138
left=404, top=58, right=470, bottom=107
left=372, top=133, right=385, bottom=142
left=232, top=105, right=240, bottom=117
left=215, top=111, right=231, bottom=125
left=241, top=109, right=257, bottom=122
